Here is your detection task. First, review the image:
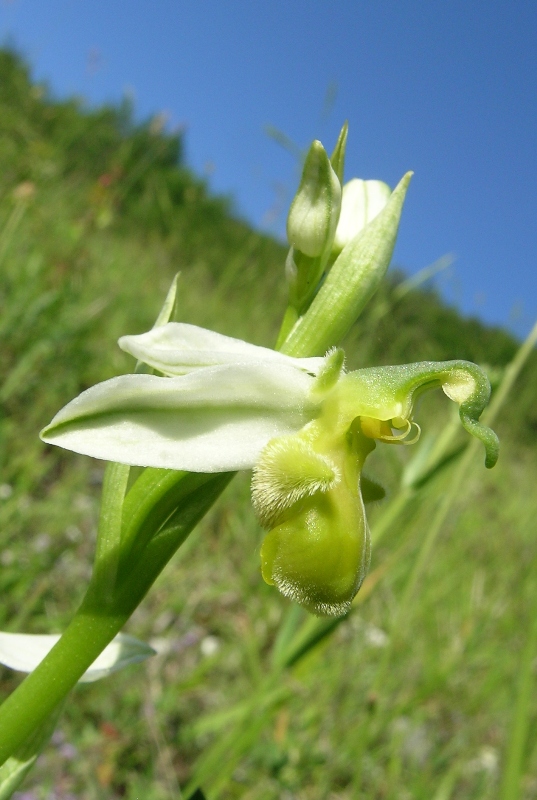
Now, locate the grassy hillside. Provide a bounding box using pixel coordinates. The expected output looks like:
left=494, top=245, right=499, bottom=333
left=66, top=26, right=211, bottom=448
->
left=0, top=49, right=536, bottom=800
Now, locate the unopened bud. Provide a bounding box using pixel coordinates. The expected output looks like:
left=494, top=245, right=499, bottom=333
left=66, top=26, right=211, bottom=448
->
left=332, top=179, right=391, bottom=255
left=287, top=140, right=341, bottom=258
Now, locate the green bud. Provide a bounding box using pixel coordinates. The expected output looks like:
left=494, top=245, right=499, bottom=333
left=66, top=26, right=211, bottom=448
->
left=286, top=140, right=341, bottom=258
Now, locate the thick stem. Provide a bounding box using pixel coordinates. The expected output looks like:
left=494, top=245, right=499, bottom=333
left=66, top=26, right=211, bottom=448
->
left=92, top=462, right=130, bottom=601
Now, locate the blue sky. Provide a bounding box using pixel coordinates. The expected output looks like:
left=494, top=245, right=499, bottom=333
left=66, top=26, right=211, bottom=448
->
left=1, top=1, right=536, bottom=337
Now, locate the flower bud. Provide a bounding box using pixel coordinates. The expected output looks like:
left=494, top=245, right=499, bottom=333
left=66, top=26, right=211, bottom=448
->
left=286, top=140, right=341, bottom=258
left=332, top=178, right=392, bottom=256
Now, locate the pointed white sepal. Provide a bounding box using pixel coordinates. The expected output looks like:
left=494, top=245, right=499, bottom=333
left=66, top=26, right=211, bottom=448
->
left=41, top=362, right=321, bottom=471
left=0, top=631, right=155, bottom=683
left=119, top=323, right=325, bottom=376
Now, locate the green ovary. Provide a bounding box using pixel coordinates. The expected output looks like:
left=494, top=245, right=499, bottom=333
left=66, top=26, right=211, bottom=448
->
left=260, top=479, right=370, bottom=617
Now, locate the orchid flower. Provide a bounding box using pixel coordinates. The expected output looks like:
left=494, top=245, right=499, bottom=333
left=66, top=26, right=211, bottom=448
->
left=41, top=323, right=499, bottom=616
left=38, top=127, right=498, bottom=617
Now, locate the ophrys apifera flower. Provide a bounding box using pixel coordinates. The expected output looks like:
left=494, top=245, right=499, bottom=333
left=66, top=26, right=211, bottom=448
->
left=41, top=324, right=498, bottom=616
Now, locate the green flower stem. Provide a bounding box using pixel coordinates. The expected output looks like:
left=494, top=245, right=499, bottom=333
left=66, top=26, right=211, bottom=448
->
left=0, top=702, right=65, bottom=799
left=0, top=609, right=128, bottom=766
left=275, top=305, right=299, bottom=350
left=92, top=462, right=130, bottom=602
left=0, top=471, right=232, bottom=765
left=118, top=468, right=215, bottom=574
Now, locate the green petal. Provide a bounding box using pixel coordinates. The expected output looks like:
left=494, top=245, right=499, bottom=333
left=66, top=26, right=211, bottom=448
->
left=333, top=360, right=499, bottom=468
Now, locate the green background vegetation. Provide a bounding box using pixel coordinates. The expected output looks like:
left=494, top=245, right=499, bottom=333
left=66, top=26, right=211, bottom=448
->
left=0, top=50, right=536, bottom=799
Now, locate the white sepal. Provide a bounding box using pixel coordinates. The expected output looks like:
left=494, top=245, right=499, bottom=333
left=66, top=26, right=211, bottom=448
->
left=0, top=632, right=155, bottom=683
left=332, top=179, right=391, bottom=255
left=41, top=363, right=320, bottom=471
left=120, top=323, right=324, bottom=376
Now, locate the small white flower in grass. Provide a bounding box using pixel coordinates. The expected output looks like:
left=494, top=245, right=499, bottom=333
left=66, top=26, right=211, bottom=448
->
left=41, top=323, right=498, bottom=616
left=200, top=635, right=220, bottom=657
left=364, top=623, right=389, bottom=648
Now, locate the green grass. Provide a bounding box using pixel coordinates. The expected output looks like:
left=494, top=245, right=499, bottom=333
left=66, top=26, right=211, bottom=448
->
left=0, top=48, right=536, bottom=799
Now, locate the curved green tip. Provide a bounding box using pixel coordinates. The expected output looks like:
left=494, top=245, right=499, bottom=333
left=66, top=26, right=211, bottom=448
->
left=460, top=411, right=500, bottom=469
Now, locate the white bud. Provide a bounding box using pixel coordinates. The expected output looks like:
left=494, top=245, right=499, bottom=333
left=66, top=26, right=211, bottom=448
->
left=332, top=179, right=391, bottom=255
